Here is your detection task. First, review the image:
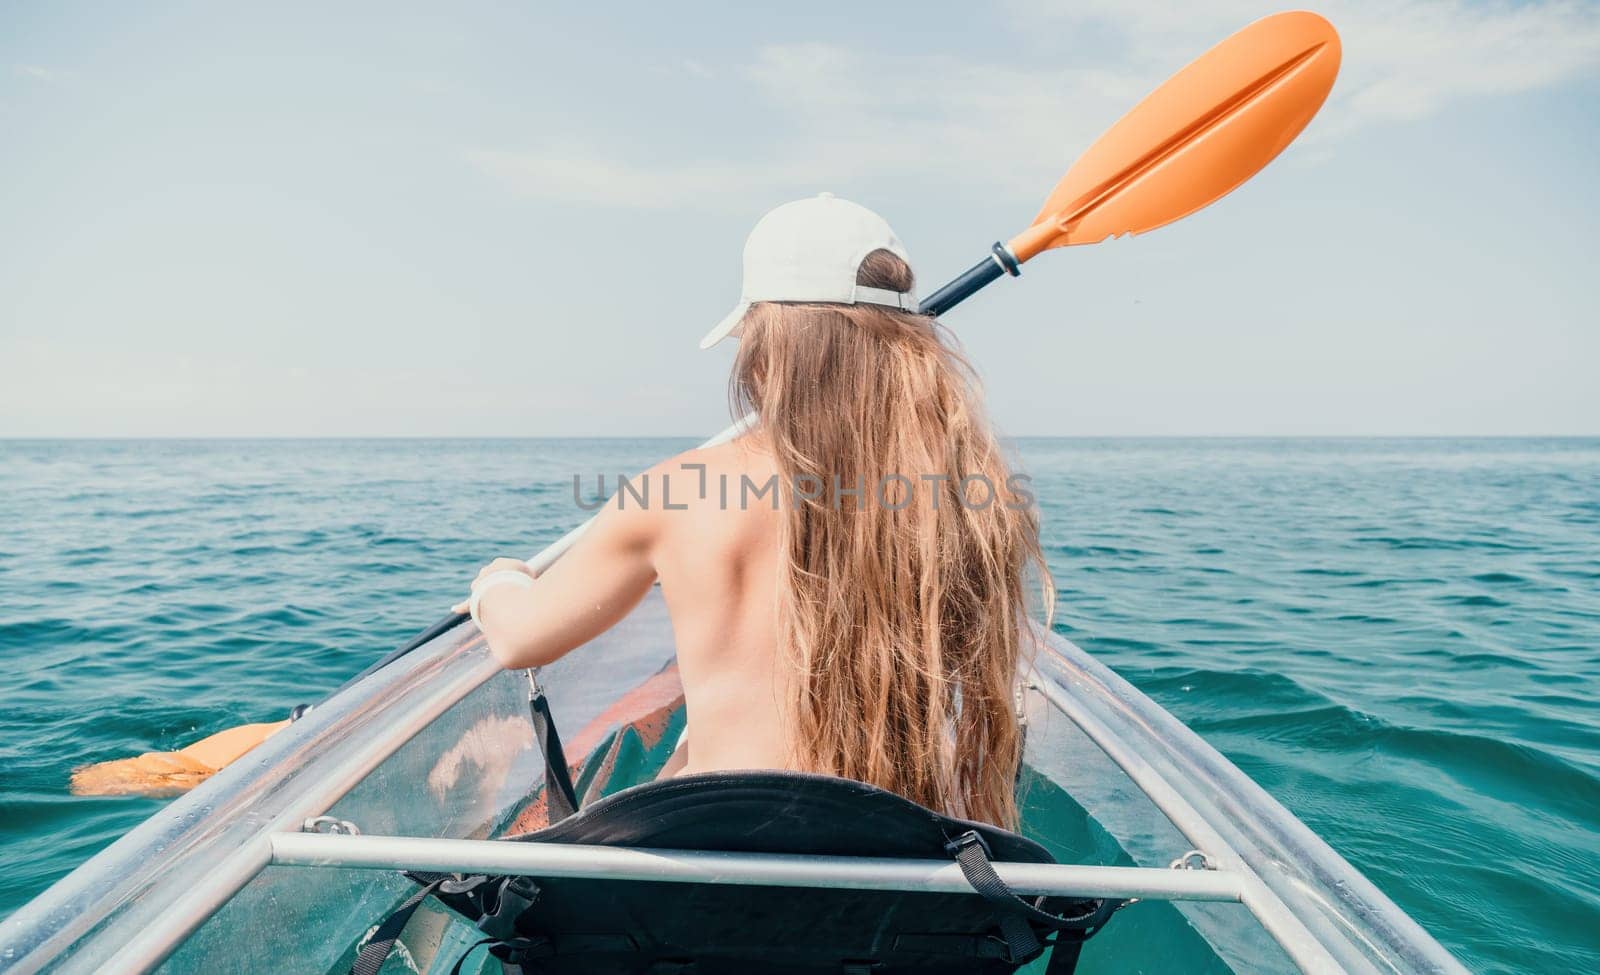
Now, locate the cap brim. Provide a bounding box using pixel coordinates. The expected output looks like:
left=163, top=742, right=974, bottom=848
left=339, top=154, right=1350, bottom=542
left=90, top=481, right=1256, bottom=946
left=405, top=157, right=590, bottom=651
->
left=698, top=300, right=751, bottom=350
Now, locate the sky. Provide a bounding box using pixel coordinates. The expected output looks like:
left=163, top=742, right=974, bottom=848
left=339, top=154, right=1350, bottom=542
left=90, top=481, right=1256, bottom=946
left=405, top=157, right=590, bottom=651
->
left=1, top=0, right=1597, bottom=437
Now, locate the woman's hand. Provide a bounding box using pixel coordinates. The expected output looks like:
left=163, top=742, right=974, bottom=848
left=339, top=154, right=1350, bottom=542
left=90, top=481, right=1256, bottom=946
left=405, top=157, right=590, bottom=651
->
left=452, top=557, right=540, bottom=614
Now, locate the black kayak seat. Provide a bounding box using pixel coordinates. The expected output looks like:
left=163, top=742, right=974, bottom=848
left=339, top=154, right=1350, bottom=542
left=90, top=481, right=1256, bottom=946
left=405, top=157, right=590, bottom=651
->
left=359, top=770, right=1118, bottom=975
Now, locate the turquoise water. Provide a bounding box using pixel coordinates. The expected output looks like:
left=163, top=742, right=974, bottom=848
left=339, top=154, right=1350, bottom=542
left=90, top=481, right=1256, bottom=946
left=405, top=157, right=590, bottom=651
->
left=2, top=438, right=1597, bottom=973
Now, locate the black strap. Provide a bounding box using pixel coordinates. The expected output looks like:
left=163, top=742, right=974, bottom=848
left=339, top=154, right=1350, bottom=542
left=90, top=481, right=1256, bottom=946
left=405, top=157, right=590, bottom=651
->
left=529, top=676, right=580, bottom=824
left=349, top=878, right=444, bottom=975
left=446, top=937, right=498, bottom=975
left=946, top=830, right=1104, bottom=968
left=1045, top=935, right=1085, bottom=975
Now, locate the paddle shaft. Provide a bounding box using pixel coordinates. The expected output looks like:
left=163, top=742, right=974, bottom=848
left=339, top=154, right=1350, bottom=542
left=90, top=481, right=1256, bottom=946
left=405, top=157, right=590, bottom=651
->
left=919, top=243, right=1021, bottom=317
left=336, top=250, right=1022, bottom=695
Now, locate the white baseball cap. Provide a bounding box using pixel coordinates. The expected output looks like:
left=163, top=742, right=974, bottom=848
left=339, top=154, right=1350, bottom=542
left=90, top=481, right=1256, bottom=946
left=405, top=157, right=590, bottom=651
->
left=699, top=193, right=916, bottom=349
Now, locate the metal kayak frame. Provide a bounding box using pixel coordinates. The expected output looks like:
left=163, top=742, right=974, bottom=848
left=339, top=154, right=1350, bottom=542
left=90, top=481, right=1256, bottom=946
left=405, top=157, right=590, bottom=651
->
left=268, top=832, right=1246, bottom=902
left=0, top=591, right=1467, bottom=974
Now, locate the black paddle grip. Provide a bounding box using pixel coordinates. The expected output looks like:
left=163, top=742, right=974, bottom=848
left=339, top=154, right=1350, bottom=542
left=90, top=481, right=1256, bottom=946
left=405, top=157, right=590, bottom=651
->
left=917, top=242, right=1019, bottom=318
left=330, top=609, right=470, bottom=698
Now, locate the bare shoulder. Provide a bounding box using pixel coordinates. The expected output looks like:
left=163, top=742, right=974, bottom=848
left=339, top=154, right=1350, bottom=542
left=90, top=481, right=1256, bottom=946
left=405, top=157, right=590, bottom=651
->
left=671, top=433, right=773, bottom=469
left=646, top=436, right=776, bottom=497
left=613, top=436, right=778, bottom=542
left=581, top=444, right=753, bottom=548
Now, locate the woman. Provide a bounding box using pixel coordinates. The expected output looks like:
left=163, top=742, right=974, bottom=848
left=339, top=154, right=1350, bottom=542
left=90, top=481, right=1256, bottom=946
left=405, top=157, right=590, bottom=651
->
left=460, top=194, right=1050, bottom=828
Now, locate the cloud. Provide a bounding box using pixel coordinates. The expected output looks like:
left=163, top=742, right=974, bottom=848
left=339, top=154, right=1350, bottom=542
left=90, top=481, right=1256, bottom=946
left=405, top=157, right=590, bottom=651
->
left=679, top=58, right=713, bottom=80
left=465, top=50, right=1122, bottom=209
left=739, top=44, right=1125, bottom=178
left=1010, top=0, right=1600, bottom=134
left=13, top=64, right=70, bottom=84
left=467, top=1, right=1600, bottom=208
left=462, top=145, right=812, bottom=209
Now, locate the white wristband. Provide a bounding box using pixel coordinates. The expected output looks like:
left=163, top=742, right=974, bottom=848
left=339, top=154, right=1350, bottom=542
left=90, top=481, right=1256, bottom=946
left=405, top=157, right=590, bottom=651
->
left=469, top=569, right=536, bottom=625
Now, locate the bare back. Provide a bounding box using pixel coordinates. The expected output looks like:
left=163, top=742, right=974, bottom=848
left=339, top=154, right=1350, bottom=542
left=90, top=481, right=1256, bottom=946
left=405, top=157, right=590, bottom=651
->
left=648, top=439, right=789, bottom=774
left=469, top=436, right=792, bottom=775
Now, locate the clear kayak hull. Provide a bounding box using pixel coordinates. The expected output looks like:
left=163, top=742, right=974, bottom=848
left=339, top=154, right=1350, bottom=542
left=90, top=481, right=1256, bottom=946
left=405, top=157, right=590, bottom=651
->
left=0, top=591, right=1465, bottom=974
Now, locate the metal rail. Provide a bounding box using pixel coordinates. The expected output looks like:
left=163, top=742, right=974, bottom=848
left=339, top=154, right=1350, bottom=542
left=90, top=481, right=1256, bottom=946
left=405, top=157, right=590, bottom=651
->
left=269, top=832, right=1245, bottom=903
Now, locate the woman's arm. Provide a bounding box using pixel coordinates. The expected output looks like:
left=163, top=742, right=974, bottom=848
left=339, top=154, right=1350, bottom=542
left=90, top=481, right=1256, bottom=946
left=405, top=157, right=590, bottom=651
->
left=462, top=498, right=660, bottom=670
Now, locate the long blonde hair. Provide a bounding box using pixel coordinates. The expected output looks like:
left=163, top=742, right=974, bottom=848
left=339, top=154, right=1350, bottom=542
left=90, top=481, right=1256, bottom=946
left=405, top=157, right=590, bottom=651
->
left=731, top=248, right=1052, bottom=827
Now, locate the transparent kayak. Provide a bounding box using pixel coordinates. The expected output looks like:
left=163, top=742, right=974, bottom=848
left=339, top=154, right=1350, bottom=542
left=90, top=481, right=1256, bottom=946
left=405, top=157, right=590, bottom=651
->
left=0, top=590, right=1467, bottom=974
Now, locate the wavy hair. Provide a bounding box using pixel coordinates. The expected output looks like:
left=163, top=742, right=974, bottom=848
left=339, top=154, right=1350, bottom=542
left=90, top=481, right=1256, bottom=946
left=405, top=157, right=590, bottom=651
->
left=730, top=248, right=1052, bottom=827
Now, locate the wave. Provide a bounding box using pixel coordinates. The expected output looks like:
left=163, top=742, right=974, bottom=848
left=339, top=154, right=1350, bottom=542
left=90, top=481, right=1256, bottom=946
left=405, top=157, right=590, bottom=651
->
left=1141, top=667, right=1600, bottom=826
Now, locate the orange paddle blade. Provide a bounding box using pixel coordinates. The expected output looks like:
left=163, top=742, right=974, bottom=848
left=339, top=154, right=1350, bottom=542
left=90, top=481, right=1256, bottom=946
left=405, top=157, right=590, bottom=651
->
left=178, top=718, right=291, bottom=769
left=68, top=719, right=291, bottom=798
left=70, top=750, right=216, bottom=798
left=1008, top=10, right=1341, bottom=262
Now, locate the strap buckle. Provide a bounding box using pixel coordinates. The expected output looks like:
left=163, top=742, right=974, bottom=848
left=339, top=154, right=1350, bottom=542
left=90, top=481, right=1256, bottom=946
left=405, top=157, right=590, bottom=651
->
left=944, top=828, right=992, bottom=859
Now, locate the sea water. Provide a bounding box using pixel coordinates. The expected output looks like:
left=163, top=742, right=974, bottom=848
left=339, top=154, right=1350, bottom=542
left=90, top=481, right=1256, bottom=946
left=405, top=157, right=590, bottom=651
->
left=1, top=438, right=1596, bottom=973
